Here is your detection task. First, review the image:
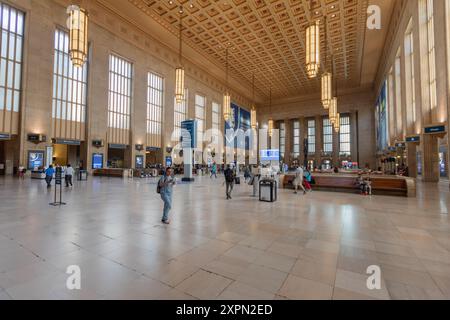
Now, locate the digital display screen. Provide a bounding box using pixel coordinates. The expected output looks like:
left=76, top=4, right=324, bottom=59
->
left=260, top=149, right=280, bottom=162
left=92, top=153, right=103, bottom=169
left=28, top=151, right=44, bottom=170
left=135, top=155, right=144, bottom=169
left=166, top=156, right=173, bottom=167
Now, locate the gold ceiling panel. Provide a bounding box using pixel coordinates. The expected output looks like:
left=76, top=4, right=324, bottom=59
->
left=130, top=0, right=369, bottom=99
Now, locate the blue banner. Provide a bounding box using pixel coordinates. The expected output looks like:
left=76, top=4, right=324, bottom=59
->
left=376, top=81, right=388, bottom=152
left=181, top=120, right=197, bottom=149
left=225, top=103, right=251, bottom=150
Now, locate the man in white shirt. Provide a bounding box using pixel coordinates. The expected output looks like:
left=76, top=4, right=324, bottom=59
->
left=65, top=164, right=74, bottom=187
left=293, top=166, right=306, bottom=195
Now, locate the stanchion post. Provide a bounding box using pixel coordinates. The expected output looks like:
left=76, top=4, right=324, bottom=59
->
left=50, top=166, right=66, bottom=206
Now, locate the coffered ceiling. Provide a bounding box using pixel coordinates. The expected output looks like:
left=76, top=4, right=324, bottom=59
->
left=107, top=0, right=394, bottom=101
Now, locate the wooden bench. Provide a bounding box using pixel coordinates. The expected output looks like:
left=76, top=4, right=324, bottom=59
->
left=282, top=173, right=413, bottom=197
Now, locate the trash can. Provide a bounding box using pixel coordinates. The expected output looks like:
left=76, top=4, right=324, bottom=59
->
left=259, top=179, right=277, bottom=202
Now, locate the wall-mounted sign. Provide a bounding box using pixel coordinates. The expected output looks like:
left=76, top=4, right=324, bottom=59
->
left=135, top=144, right=144, bottom=152
left=146, top=147, right=160, bottom=152
left=109, top=144, right=127, bottom=150
left=0, top=133, right=11, bottom=140
left=92, top=140, right=104, bottom=148
left=53, top=138, right=80, bottom=146
left=424, top=125, right=446, bottom=135
left=387, top=146, right=396, bottom=152
left=395, top=142, right=406, bottom=148
left=406, top=135, right=420, bottom=143
left=92, top=153, right=103, bottom=169
left=260, top=149, right=280, bottom=162
left=28, top=134, right=46, bottom=143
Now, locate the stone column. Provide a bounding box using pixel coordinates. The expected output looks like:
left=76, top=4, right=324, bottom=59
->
left=284, top=119, right=293, bottom=165
left=422, top=134, right=440, bottom=182
left=299, top=117, right=306, bottom=167
left=315, top=115, right=323, bottom=168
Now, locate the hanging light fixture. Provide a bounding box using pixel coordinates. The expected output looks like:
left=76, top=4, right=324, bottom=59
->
left=305, top=0, right=320, bottom=78
left=251, top=73, right=257, bottom=129
left=321, top=16, right=332, bottom=109
left=68, top=4, right=88, bottom=67
left=268, top=89, right=274, bottom=137
left=334, top=113, right=340, bottom=133
left=223, top=47, right=232, bottom=122
left=321, top=72, right=332, bottom=109
left=175, top=6, right=185, bottom=104
left=329, top=97, right=337, bottom=124
left=330, top=67, right=340, bottom=133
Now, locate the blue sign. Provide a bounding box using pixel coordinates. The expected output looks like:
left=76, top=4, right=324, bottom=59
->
left=260, top=149, right=280, bottom=162
left=28, top=151, right=44, bottom=170
left=166, top=156, right=172, bottom=167
left=181, top=120, right=197, bottom=149
left=424, top=125, right=446, bottom=134
left=92, top=153, right=103, bottom=169
left=135, top=155, right=144, bottom=169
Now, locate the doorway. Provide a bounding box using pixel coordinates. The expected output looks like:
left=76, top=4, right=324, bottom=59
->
left=145, top=149, right=162, bottom=167
left=107, top=147, right=126, bottom=168
left=52, top=143, right=81, bottom=167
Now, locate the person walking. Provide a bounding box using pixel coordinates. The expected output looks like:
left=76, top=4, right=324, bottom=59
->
left=303, top=169, right=313, bottom=192
left=210, top=162, right=217, bottom=179
left=243, top=166, right=251, bottom=183
left=293, top=166, right=307, bottom=195
left=18, top=165, right=25, bottom=179
left=158, top=167, right=176, bottom=224
left=224, top=165, right=235, bottom=200
left=45, top=165, right=55, bottom=188
left=65, top=164, right=74, bottom=187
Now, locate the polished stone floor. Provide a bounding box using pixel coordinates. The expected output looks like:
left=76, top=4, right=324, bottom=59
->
left=0, top=174, right=449, bottom=300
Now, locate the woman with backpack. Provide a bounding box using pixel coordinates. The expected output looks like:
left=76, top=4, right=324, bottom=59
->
left=157, top=167, right=176, bottom=224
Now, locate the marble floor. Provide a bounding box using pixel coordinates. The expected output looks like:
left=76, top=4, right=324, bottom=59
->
left=0, top=174, right=449, bottom=300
